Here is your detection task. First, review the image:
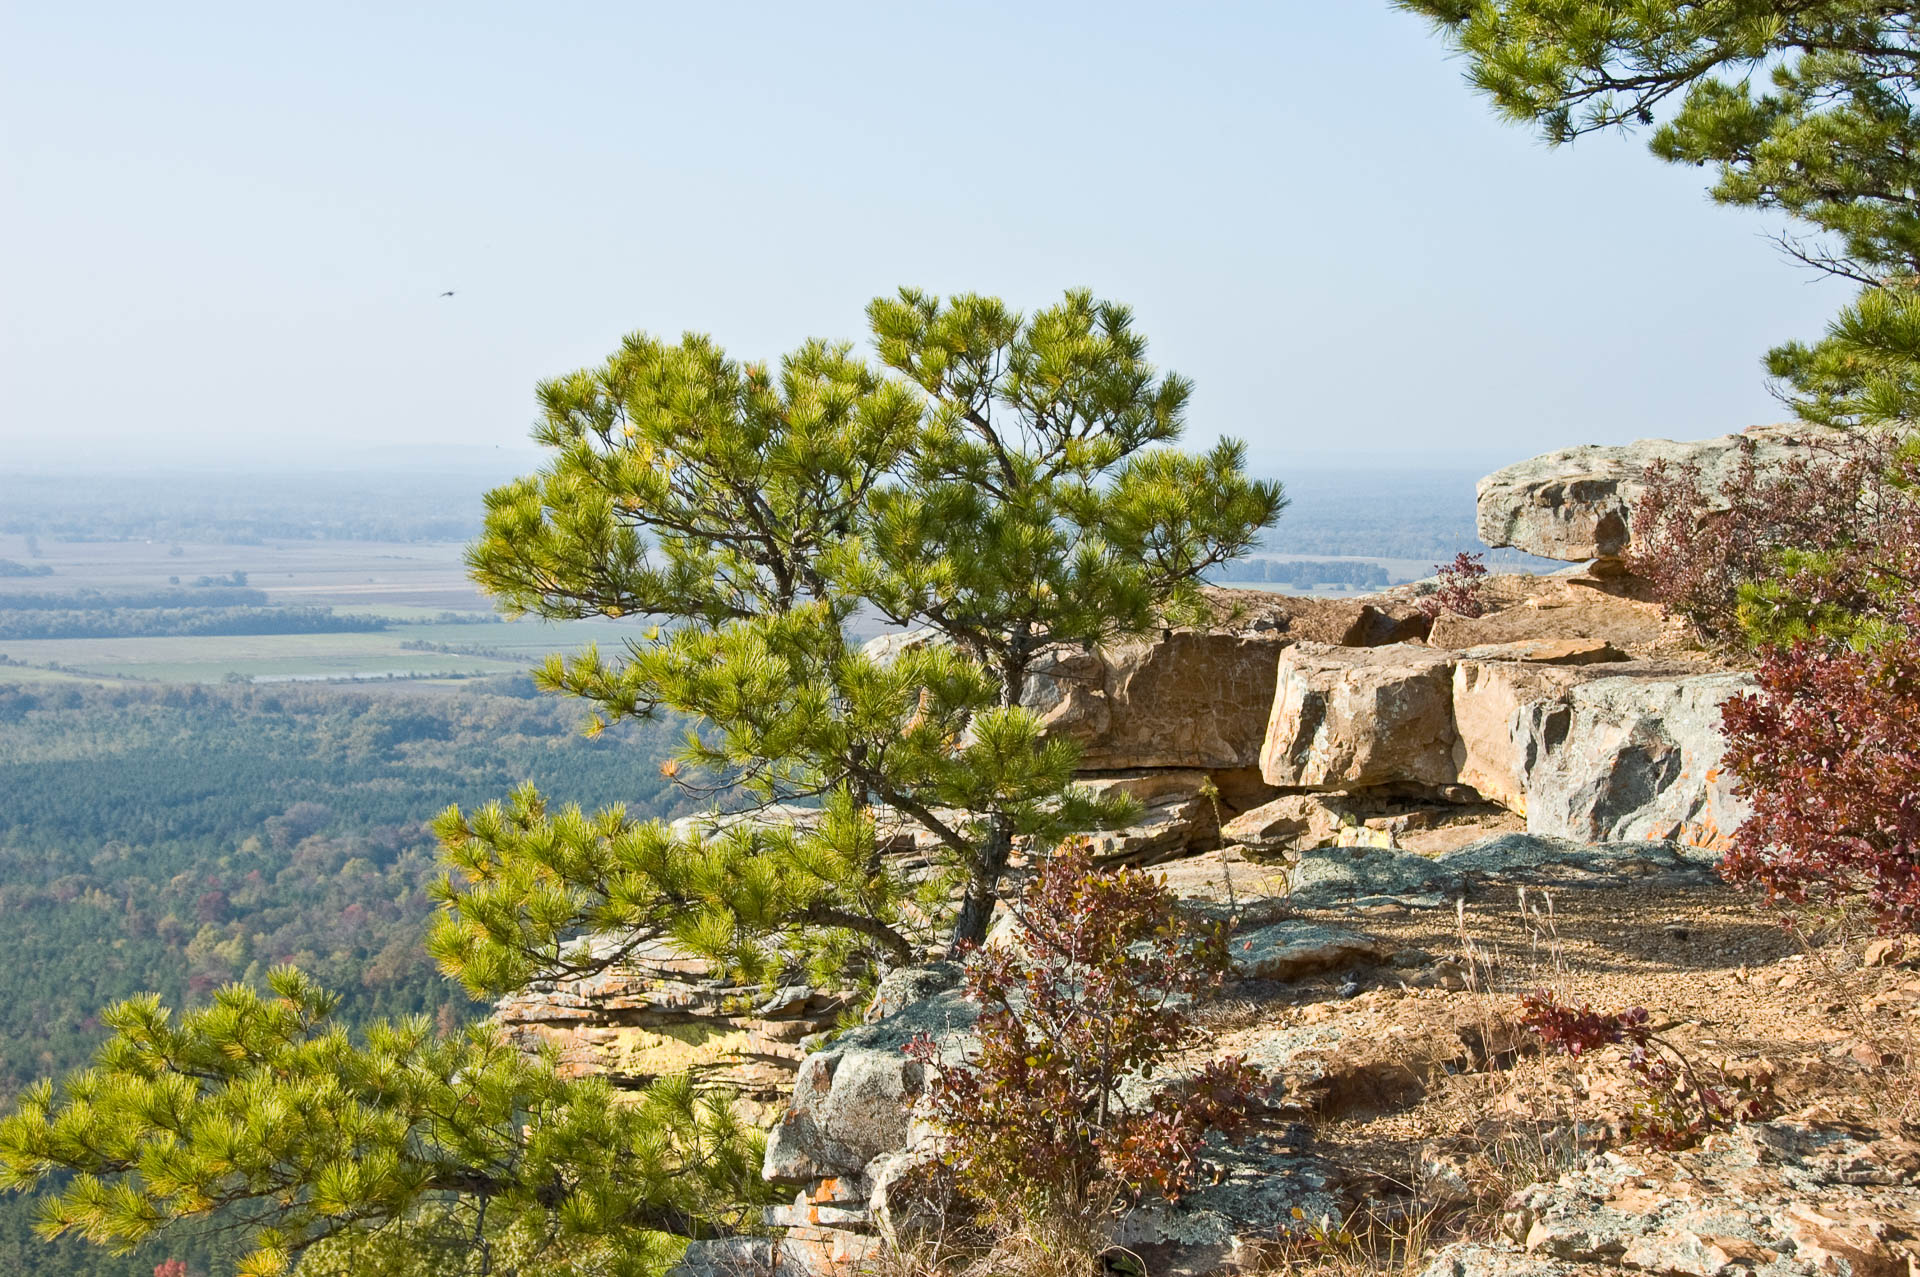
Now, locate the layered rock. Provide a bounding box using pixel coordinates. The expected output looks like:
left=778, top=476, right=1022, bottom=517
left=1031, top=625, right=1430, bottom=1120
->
left=1427, top=580, right=1687, bottom=660
left=494, top=939, right=850, bottom=1118
left=1475, top=423, right=1843, bottom=567
left=1025, top=589, right=1430, bottom=772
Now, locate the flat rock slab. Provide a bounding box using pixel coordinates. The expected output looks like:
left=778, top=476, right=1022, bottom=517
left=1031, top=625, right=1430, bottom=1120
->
left=1455, top=637, right=1630, bottom=666
left=1231, top=919, right=1386, bottom=980
left=1442, top=832, right=1720, bottom=887
left=1286, top=834, right=1724, bottom=909
left=1288, top=844, right=1463, bottom=908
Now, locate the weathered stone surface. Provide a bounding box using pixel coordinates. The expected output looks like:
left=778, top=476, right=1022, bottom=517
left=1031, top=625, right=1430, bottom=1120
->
left=1441, top=832, right=1720, bottom=888
left=1220, top=792, right=1356, bottom=849
left=1288, top=843, right=1464, bottom=908
left=762, top=974, right=977, bottom=1185
left=1519, top=671, right=1751, bottom=847
left=1419, top=1242, right=1580, bottom=1277
left=1500, top=1124, right=1920, bottom=1277
left=1231, top=920, right=1386, bottom=981
left=1261, top=642, right=1458, bottom=791
left=1451, top=659, right=1597, bottom=812
left=1109, top=1138, right=1346, bottom=1276
left=666, top=1236, right=825, bottom=1277
left=1285, top=835, right=1722, bottom=909
left=1455, top=638, right=1629, bottom=666
left=1429, top=580, right=1692, bottom=662
left=1476, top=423, right=1844, bottom=564
left=1022, top=589, right=1434, bottom=772
left=1026, top=629, right=1292, bottom=771
left=1258, top=647, right=1748, bottom=844
left=494, top=937, right=849, bottom=1109
left=1072, top=770, right=1221, bottom=865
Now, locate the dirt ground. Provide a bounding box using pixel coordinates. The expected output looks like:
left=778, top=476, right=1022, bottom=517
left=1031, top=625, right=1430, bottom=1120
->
left=1192, top=879, right=1920, bottom=1243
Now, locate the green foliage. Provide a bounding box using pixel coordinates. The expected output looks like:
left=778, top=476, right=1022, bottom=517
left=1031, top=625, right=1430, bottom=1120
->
left=0, top=678, right=705, bottom=1274
left=1399, top=1, right=1920, bottom=422
left=0, top=969, right=770, bottom=1277
left=450, top=288, right=1283, bottom=991
left=1767, top=281, right=1920, bottom=427
left=430, top=785, right=956, bottom=994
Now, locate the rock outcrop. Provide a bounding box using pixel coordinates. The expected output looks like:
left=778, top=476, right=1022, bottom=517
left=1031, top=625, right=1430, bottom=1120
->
left=1475, top=423, right=1842, bottom=568
left=1256, top=642, right=1750, bottom=850
left=494, top=939, right=849, bottom=1119
left=1518, top=671, right=1751, bottom=846
left=1025, top=589, right=1431, bottom=772
left=721, top=830, right=1873, bottom=1277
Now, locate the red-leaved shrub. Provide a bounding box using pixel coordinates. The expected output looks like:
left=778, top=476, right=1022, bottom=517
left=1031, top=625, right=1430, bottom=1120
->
left=1721, top=609, right=1920, bottom=934
left=1628, top=433, right=1903, bottom=644
left=1519, top=990, right=1772, bottom=1148
left=1417, top=551, right=1489, bottom=619
left=905, top=844, right=1264, bottom=1216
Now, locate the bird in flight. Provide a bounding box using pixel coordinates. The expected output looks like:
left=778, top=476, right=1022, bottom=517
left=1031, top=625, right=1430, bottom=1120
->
left=438, top=290, right=456, bottom=298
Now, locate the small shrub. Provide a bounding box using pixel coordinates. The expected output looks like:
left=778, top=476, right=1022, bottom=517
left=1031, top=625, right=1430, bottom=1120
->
left=1519, top=990, right=1772, bottom=1148
left=1721, top=613, right=1920, bottom=935
left=1417, top=552, right=1488, bottom=619
left=1627, top=434, right=1906, bottom=646
left=905, top=844, right=1265, bottom=1219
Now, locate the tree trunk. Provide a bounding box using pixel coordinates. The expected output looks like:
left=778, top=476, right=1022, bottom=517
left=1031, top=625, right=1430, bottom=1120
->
left=946, top=632, right=1032, bottom=954
left=947, top=811, right=1013, bottom=953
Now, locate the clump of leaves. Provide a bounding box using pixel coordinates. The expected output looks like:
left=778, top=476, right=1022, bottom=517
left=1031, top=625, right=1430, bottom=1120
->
left=1417, top=552, right=1489, bottom=620
left=904, top=844, right=1265, bottom=1220
left=1721, top=606, right=1920, bottom=936
left=1626, top=433, right=1910, bottom=647
left=1519, top=990, right=1772, bottom=1149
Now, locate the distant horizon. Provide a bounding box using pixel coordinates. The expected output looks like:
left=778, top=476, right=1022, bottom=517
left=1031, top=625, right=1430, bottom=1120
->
left=0, top=431, right=1785, bottom=479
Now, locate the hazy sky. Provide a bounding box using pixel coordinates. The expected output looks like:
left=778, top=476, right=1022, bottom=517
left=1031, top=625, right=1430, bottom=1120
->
left=1, top=2, right=1853, bottom=475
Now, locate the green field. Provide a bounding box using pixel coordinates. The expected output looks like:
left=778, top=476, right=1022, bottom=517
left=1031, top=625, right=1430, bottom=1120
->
left=0, top=533, right=669, bottom=682
left=0, top=618, right=648, bottom=683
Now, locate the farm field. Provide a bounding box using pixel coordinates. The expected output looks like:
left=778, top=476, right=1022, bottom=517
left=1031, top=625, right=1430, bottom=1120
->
left=0, top=529, right=1463, bottom=684
left=0, top=617, right=649, bottom=683
left=0, top=533, right=666, bottom=682
left=0, top=533, right=494, bottom=611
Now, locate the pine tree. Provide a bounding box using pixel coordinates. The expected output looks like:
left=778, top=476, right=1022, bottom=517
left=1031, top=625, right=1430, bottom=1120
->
left=0, top=969, right=770, bottom=1276
left=437, top=288, right=1283, bottom=1004
left=1398, top=1, right=1920, bottom=424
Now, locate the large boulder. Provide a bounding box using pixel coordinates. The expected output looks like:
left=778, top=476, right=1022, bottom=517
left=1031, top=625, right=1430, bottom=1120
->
left=1260, top=642, right=1459, bottom=791
left=1451, top=659, right=1601, bottom=812
left=1518, top=671, right=1752, bottom=847
left=1259, top=641, right=1752, bottom=849
left=1476, top=423, right=1843, bottom=566
left=762, top=969, right=977, bottom=1185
